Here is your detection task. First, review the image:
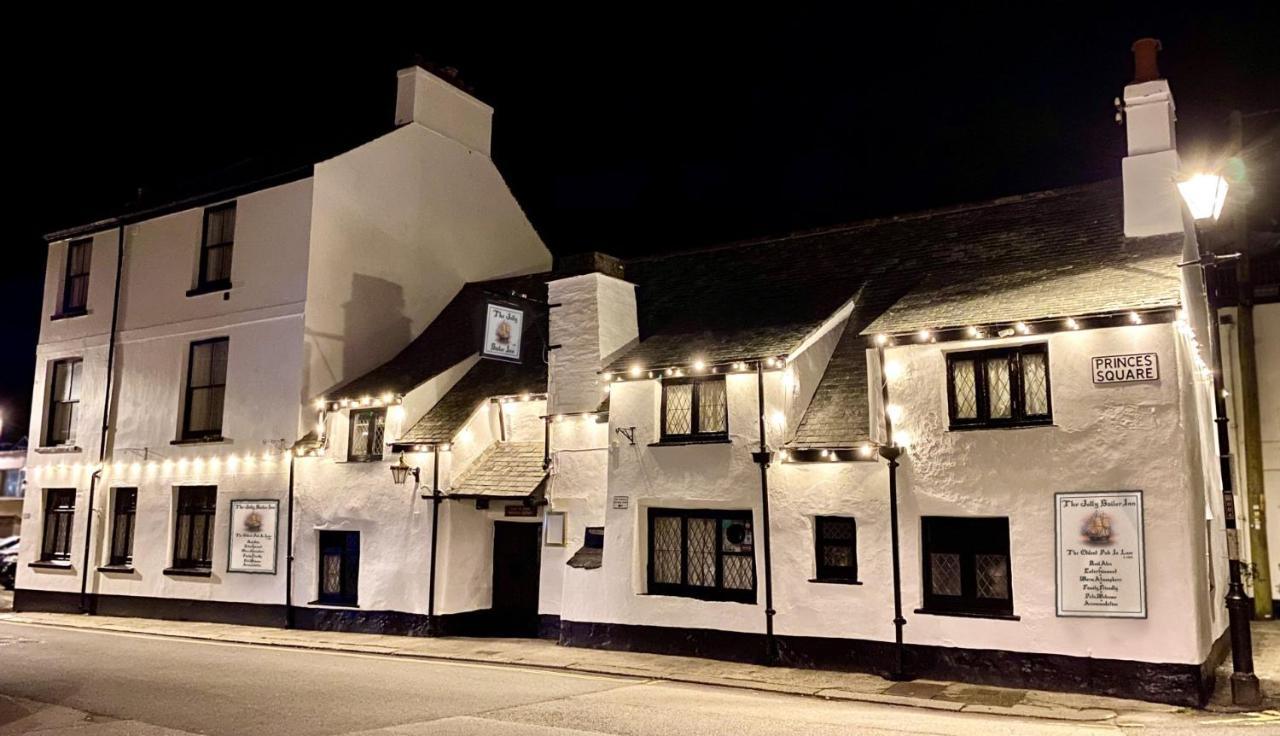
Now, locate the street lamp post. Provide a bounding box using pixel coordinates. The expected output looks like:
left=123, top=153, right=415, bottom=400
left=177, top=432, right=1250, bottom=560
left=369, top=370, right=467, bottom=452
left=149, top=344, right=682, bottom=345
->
left=1179, top=173, right=1261, bottom=706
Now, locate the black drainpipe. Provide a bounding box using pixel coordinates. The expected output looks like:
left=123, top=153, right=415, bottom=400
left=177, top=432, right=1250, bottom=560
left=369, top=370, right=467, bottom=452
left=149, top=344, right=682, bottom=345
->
left=875, top=344, right=908, bottom=681
left=285, top=452, right=296, bottom=628
left=427, top=447, right=442, bottom=636
left=80, top=224, right=126, bottom=614
left=751, top=361, right=778, bottom=664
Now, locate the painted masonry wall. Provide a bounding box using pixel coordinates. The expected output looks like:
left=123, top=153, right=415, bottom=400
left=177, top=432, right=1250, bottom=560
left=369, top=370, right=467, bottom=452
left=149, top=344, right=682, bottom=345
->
left=19, top=179, right=314, bottom=601
left=559, top=322, right=1218, bottom=667
left=302, top=122, right=551, bottom=421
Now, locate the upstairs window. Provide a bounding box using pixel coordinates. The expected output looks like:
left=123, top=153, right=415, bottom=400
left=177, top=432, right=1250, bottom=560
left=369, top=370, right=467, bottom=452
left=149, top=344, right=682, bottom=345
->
left=347, top=409, right=386, bottom=461
left=197, top=202, right=236, bottom=290
left=61, top=238, right=92, bottom=315
left=648, top=508, right=755, bottom=603
left=318, top=531, right=360, bottom=606
left=41, top=489, right=76, bottom=562
left=920, top=516, right=1013, bottom=617
left=813, top=516, right=858, bottom=583
left=45, top=358, right=83, bottom=447
left=182, top=338, right=229, bottom=440
left=109, top=488, right=138, bottom=567
left=172, top=486, right=217, bottom=571
left=661, top=376, right=728, bottom=442
left=946, top=344, right=1051, bottom=429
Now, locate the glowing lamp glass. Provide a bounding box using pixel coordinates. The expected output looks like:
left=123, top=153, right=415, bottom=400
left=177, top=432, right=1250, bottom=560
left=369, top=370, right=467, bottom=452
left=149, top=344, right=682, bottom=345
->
left=1177, top=173, right=1229, bottom=221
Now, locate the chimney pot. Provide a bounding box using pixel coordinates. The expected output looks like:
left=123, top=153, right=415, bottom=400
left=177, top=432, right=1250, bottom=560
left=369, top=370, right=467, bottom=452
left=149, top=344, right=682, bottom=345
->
left=1131, top=38, right=1162, bottom=83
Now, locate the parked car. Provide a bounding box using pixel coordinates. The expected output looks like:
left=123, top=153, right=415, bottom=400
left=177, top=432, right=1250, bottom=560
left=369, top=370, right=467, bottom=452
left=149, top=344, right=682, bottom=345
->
left=0, top=536, right=18, bottom=590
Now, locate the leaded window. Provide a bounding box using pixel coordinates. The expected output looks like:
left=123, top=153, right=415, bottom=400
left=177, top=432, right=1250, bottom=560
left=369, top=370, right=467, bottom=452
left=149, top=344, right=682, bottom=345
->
left=61, top=238, right=92, bottom=315
left=198, top=202, right=236, bottom=290
left=45, top=358, right=83, bottom=447
left=109, top=488, right=137, bottom=567
left=946, top=344, right=1051, bottom=429
left=183, top=338, right=228, bottom=440
left=172, top=486, right=216, bottom=570
left=318, top=530, right=360, bottom=606
left=920, top=516, right=1013, bottom=617
left=814, top=516, right=858, bottom=582
left=661, top=376, right=728, bottom=441
left=347, top=409, right=386, bottom=461
left=41, top=489, right=76, bottom=562
left=647, top=508, right=755, bottom=603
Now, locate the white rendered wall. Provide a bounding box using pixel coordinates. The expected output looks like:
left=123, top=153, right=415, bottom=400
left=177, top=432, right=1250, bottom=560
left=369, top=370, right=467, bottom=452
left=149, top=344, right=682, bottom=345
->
left=559, top=323, right=1216, bottom=667
left=303, top=123, right=551, bottom=416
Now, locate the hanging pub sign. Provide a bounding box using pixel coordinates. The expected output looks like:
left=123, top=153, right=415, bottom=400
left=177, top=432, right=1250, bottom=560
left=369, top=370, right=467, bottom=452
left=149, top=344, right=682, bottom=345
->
left=482, top=302, right=524, bottom=363
left=1055, top=491, right=1146, bottom=618
left=227, top=499, right=279, bottom=574
left=1091, top=353, right=1159, bottom=384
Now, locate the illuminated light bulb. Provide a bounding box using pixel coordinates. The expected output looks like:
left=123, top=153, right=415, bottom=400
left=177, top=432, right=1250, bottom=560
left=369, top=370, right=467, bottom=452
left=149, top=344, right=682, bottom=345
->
left=440, top=443, right=452, bottom=452
left=314, top=399, right=326, bottom=410
left=692, top=359, right=706, bottom=372
left=874, top=334, right=888, bottom=346
left=966, top=326, right=981, bottom=339
left=629, top=365, right=642, bottom=378
left=820, top=449, right=829, bottom=458
left=886, top=404, right=903, bottom=423
left=459, top=428, right=474, bottom=443
left=770, top=410, right=786, bottom=428
left=647, top=371, right=654, bottom=378
left=666, top=368, right=674, bottom=376
left=113, top=461, right=125, bottom=474
left=1015, top=322, right=1030, bottom=335
left=859, top=444, right=874, bottom=458
left=1065, top=318, right=1080, bottom=330
left=893, top=430, right=912, bottom=448
left=828, top=452, right=838, bottom=462
left=130, top=461, right=142, bottom=474
left=779, top=450, right=789, bottom=461
left=1129, top=311, right=1142, bottom=325
left=381, top=393, right=394, bottom=405
left=340, top=399, right=350, bottom=408
left=917, top=329, right=931, bottom=342
left=554, top=415, right=566, bottom=424
left=331, top=403, right=340, bottom=411
left=883, top=361, right=903, bottom=381
left=360, top=396, right=372, bottom=406
left=260, top=452, right=272, bottom=463
left=602, top=373, right=613, bottom=382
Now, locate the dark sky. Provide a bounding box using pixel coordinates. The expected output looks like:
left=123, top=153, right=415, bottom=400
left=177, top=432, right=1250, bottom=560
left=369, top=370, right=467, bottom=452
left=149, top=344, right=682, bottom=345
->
left=3, top=8, right=1278, bottom=444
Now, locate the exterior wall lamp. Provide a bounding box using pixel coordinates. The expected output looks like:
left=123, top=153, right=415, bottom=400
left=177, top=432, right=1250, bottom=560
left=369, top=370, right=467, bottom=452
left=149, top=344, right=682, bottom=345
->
left=390, top=452, right=420, bottom=488
left=1177, top=173, right=1229, bottom=221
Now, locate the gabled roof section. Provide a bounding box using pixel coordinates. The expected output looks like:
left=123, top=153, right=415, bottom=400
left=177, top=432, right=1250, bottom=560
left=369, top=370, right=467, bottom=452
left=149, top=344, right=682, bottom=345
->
left=395, top=358, right=547, bottom=446
left=323, top=273, right=549, bottom=402
left=449, top=441, right=547, bottom=499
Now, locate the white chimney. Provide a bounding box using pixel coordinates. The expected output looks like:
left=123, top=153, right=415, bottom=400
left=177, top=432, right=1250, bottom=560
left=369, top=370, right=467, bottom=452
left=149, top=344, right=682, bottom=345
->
left=395, top=66, right=493, bottom=157
left=1122, top=38, right=1183, bottom=237
left=547, top=254, right=638, bottom=415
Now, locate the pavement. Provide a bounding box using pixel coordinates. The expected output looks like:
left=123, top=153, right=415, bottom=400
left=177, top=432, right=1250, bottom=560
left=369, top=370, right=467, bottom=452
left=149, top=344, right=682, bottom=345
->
left=2, top=605, right=1279, bottom=731
left=2, top=620, right=1277, bottom=735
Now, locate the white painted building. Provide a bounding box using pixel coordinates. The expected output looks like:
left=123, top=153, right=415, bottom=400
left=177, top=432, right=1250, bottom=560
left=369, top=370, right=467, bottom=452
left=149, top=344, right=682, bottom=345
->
left=14, top=65, right=550, bottom=622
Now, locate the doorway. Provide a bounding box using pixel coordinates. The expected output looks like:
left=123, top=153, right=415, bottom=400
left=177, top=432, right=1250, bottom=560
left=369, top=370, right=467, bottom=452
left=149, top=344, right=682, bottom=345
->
left=491, top=521, right=542, bottom=636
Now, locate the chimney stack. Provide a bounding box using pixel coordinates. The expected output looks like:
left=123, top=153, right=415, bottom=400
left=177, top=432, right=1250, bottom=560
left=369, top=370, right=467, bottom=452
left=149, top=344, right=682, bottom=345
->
left=1121, top=38, right=1182, bottom=237
left=394, top=65, right=494, bottom=157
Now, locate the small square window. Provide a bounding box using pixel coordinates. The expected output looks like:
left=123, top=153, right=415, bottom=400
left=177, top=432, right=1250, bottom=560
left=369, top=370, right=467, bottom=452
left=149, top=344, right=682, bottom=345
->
left=947, top=344, right=1051, bottom=429
left=661, top=377, right=728, bottom=441
left=347, top=409, right=386, bottom=461
left=814, top=516, right=858, bottom=582
left=920, top=516, right=1013, bottom=617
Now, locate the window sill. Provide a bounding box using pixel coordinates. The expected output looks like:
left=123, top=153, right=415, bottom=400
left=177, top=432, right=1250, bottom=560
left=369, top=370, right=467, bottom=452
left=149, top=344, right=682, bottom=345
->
left=947, top=423, right=1056, bottom=432
left=50, top=309, right=89, bottom=321
left=34, top=445, right=83, bottom=455
left=914, top=607, right=1020, bottom=622
left=163, top=567, right=212, bottom=578
left=308, top=600, right=360, bottom=609
left=29, top=561, right=73, bottom=570
left=809, top=578, right=862, bottom=586
left=342, top=456, right=384, bottom=464
left=171, top=437, right=230, bottom=446
left=186, top=281, right=232, bottom=298
left=641, top=591, right=757, bottom=605
left=98, top=564, right=136, bottom=574
left=648, top=437, right=732, bottom=448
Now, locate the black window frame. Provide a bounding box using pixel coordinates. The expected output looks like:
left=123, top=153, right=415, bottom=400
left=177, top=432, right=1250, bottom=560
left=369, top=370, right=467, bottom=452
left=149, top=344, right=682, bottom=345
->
left=813, top=516, right=859, bottom=583
left=45, top=358, right=83, bottom=447
left=41, top=488, right=76, bottom=562
left=182, top=337, right=229, bottom=440
left=946, top=343, right=1052, bottom=430
left=317, top=530, right=360, bottom=606
left=919, top=516, right=1014, bottom=617
left=108, top=487, right=138, bottom=567
left=196, top=201, right=236, bottom=292
left=172, top=486, right=217, bottom=571
left=647, top=508, right=756, bottom=603
left=347, top=409, right=386, bottom=462
left=60, top=237, right=92, bottom=316
left=659, top=375, right=729, bottom=443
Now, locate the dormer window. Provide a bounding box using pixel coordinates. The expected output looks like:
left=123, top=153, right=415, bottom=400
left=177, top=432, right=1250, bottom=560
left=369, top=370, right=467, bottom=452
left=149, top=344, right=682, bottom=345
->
left=661, top=376, right=728, bottom=442
left=348, top=409, right=386, bottom=461
left=946, top=344, right=1051, bottom=429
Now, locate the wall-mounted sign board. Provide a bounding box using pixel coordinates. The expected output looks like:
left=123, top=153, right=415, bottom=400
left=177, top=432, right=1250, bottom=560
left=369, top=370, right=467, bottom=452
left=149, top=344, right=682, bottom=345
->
left=1055, top=490, right=1146, bottom=618
left=482, top=303, right=524, bottom=363
left=228, top=499, right=279, bottom=574
left=504, top=504, right=537, bottom=517
left=1091, top=353, right=1159, bottom=384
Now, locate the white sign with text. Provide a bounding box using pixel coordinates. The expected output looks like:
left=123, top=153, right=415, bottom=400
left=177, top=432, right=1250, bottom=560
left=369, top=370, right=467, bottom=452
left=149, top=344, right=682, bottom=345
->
left=1055, top=491, right=1146, bottom=618
left=228, top=500, right=279, bottom=574
left=1091, top=353, right=1159, bottom=384
left=483, top=303, right=524, bottom=362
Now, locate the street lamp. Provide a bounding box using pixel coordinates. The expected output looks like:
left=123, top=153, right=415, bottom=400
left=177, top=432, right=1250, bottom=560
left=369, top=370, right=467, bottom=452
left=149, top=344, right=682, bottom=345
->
left=1177, top=172, right=1262, bottom=707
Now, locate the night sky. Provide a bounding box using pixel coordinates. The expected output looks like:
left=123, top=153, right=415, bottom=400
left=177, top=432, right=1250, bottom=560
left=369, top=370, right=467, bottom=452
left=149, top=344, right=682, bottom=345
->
left=3, top=9, right=1277, bottom=444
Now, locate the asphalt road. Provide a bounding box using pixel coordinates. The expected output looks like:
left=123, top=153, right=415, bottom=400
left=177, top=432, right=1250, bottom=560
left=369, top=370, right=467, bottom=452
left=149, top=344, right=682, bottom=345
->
left=0, top=621, right=1258, bottom=735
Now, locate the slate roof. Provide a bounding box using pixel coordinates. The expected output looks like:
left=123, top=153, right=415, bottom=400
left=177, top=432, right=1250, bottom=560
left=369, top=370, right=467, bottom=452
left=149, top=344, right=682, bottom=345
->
left=395, top=357, right=548, bottom=446
left=324, top=273, right=549, bottom=402
left=449, top=442, right=547, bottom=499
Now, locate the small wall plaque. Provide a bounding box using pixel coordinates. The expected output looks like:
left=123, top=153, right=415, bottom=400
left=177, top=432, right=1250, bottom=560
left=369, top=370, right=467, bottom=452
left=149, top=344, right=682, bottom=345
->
left=612, top=495, right=629, bottom=510
left=1091, top=353, right=1159, bottom=384
left=504, top=504, right=537, bottom=517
